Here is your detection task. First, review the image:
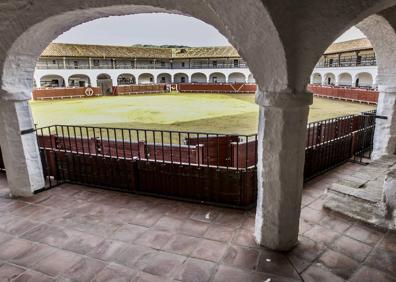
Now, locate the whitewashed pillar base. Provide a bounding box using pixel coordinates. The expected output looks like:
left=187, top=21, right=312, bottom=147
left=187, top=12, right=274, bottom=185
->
left=0, top=99, right=45, bottom=197
left=372, top=84, right=396, bottom=160
left=254, top=89, right=312, bottom=251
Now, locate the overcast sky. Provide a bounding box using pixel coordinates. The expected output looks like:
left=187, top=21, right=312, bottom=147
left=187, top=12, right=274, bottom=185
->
left=54, top=13, right=366, bottom=46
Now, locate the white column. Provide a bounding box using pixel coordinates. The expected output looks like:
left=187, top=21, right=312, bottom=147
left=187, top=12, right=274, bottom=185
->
left=372, top=76, right=396, bottom=159
left=335, top=75, right=340, bottom=86
left=64, top=76, right=69, bottom=87
left=255, top=89, right=312, bottom=251
left=0, top=99, right=45, bottom=197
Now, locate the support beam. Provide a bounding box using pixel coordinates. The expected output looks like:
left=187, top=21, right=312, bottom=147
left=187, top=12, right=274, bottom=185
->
left=0, top=99, right=45, bottom=197
left=254, top=89, right=312, bottom=251
left=372, top=78, right=396, bottom=159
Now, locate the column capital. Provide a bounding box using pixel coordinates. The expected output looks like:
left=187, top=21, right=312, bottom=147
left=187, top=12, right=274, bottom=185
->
left=255, top=88, right=313, bottom=108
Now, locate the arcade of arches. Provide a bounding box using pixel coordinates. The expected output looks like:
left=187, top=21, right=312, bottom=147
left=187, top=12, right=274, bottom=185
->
left=2, top=0, right=396, bottom=253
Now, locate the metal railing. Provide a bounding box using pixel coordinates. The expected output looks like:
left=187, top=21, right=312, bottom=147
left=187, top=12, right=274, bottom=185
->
left=316, top=55, right=376, bottom=68
left=32, top=111, right=376, bottom=205
left=35, top=63, right=249, bottom=70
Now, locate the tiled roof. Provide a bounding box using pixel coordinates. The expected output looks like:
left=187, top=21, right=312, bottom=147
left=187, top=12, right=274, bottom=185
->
left=41, top=43, right=239, bottom=59
left=41, top=43, right=171, bottom=59
left=324, top=38, right=372, bottom=54
left=172, top=46, right=239, bottom=58
left=41, top=38, right=374, bottom=59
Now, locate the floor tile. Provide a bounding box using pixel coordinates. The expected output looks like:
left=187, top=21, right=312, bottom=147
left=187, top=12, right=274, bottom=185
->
left=222, top=245, right=259, bottom=270
left=92, top=263, right=137, bottom=282
left=0, top=264, right=25, bottom=281
left=110, top=224, right=148, bottom=244
left=135, top=230, right=173, bottom=249
left=61, top=257, right=106, bottom=281
left=345, top=223, right=384, bottom=246
left=301, top=264, right=344, bottom=282
left=203, top=225, right=234, bottom=242
left=135, top=251, right=185, bottom=277
left=318, top=249, right=359, bottom=279
left=174, top=258, right=215, bottom=282
left=191, top=239, right=227, bottom=262
left=257, top=249, right=300, bottom=280
left=162, top=234, right=200, bottom=256
left=331, top=235, right=372, bottom=262
left=349, top=266, right=396, bottom=282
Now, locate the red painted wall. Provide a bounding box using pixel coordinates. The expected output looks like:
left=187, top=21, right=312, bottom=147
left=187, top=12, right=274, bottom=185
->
left=32, top=87, right=102, bottom=100
left=308, top=85, right=378, bottom=104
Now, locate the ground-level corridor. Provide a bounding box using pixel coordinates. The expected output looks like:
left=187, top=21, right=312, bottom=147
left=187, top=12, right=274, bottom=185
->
left=0, top=162, right=394, bottom=282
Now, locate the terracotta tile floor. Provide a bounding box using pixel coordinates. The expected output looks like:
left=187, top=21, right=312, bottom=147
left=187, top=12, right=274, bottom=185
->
left=0, top=162, right=395, bottom=281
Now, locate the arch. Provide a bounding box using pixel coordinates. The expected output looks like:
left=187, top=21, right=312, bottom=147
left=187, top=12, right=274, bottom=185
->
left=357, top=14, right=396, bottom=84
left=311, top=73, right=322, bottom=85
left=1, top=0, right=288, bottom=101
left=209, top=72, right=226, bottom=83
left=191, top=73, right=207, bottom=83
left=97, top=73, right=111, bottom=80
left=337, top=73, right=352, bottom=87
left=68, top=74, right=91, bottom=87
left=138, top=73, right=154, bottom=84
left=247, top=74, right=256, bottom=83
left=117, top=73, right=136, bottom=85
left=354, top=72, right=373, bottom=88
left=228, top=72, right=246, bottom=83
left=97, top=73, right=113, bottom=95
left=39, top=74, right=65, bottom=88
left=156, top=73, right=172, bottom=84
left=173, top=73, right=189, bottom=83
left=323, top=73, right=336, bottom=86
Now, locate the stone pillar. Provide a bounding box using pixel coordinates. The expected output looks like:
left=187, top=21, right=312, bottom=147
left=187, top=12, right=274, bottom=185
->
left=372, top=79, right=396, bottom=159
left=0, top=99, right=45, bottom=197
left=255, top=89, right=312, bottom=251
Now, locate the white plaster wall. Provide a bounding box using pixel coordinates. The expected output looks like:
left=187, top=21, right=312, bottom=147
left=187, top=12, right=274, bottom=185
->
left=311, top=73, right=322, bottom=84
left=311, top=66, right=378, bottom=87
left=34, top=68, right=253, bottom=89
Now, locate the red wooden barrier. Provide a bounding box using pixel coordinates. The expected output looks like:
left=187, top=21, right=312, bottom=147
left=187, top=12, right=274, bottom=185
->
left=307, top=85, right=378, bottom=104
left=32, top=87, right=102, bottom=100
left=178, top=83, right=257, bottom=93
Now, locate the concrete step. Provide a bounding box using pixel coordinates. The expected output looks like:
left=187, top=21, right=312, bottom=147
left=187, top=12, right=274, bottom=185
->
left=324, top=188, right=396, bottom=231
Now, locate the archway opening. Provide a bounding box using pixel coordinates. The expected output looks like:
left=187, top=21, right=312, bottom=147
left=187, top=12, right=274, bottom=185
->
left=324, top=73, right=336, bottom=85
left=39, top=74, right=65, bottom=88
left=69, top=74, right=91, bottom=87
left=338, top=73, right=353, bottom=87
left=156, top=73, right=172, bottom=84
left=173, top=73, right=189, bottom=83
left=117, top=73, right=136, bottom=85
left=209, top=72, right=226, bottom=83
left=228, top=72, right=246, bottom=83
left=190, top=73, right=207, bottom=83
left=355, top=72, right=373, bottom=88
left=97, top=73, right=113, bottom=95
left=138, top=73, right=154, bottom=84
